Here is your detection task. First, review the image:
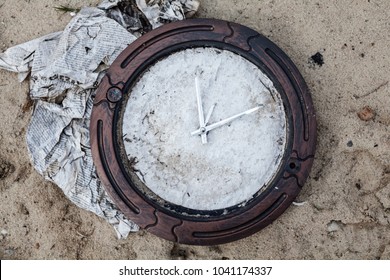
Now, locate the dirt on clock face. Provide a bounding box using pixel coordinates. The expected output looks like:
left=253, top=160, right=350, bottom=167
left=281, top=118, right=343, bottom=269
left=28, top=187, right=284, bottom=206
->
left=121, top=47, right=287, bottom=211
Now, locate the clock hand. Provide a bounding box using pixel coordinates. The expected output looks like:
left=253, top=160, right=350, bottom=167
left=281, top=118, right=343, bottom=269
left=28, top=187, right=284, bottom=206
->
left=204, top=103, right=217, bottom=125
left=195, top=76, right=208, bottom=144
left=191, top=105, right=263, bottom=136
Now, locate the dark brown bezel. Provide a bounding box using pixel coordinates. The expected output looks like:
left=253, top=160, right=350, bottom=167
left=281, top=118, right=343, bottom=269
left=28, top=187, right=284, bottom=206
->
left=90, top=18, right=316, bottom=245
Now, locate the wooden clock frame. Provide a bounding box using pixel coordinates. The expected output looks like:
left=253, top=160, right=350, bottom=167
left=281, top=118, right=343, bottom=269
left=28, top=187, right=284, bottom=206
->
left=90, top=18, right=316, bottom=245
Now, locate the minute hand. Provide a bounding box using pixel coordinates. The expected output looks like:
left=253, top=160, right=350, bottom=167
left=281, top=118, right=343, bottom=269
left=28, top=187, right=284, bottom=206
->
left=195, top=76, right=207, bottom=144
left=191, top=105, right=262, bottom=136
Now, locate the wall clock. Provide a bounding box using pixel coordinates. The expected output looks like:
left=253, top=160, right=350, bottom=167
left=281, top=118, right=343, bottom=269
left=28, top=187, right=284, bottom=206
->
left=90, top=18, right=316, bottom=245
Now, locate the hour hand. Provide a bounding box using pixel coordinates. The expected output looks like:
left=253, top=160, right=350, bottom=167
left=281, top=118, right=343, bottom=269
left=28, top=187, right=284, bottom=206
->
left=191, top=105, right=263, bottom=136
left=205, top=103, right=217, bottom=125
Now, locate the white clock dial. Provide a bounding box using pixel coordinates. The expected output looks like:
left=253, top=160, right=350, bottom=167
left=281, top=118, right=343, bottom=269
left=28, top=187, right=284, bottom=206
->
left=122, top=47, right=287, bottom=211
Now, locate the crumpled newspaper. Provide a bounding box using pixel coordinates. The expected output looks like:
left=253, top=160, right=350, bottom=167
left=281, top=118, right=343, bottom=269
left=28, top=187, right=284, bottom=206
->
left=0, top=0, right=200, bottom=238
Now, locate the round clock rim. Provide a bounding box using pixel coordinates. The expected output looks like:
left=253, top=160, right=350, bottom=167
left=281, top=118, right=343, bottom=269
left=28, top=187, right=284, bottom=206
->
left=116, top=44, right=292, bottom=218
left=90, top=18, right=317, bottom=245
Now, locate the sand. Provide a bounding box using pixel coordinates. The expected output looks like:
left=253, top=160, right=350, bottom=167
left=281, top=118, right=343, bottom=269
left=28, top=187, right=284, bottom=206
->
left=1, top=0, right=390, bottom=259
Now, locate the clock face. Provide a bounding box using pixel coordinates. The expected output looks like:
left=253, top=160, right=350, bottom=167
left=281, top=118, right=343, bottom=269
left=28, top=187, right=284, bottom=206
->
left=91, top=18, right=316, bottom=245
left=121, top=47, right=287, bottom=211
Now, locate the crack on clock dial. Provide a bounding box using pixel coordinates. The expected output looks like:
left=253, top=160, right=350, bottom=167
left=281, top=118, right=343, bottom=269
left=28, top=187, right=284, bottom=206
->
left=258, top=77, right=276, bottom=102
left=128, top=156, right=147, bottom=183
left=135, top=170, right=146, bottom=184
left=156, top=158, right=168, bottom=168
left=141, top=114, right=150, bottom=125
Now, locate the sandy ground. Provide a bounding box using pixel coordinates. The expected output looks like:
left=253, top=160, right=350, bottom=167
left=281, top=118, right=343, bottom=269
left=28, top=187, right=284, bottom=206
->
left=1, top=0, right=390, bottom=260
